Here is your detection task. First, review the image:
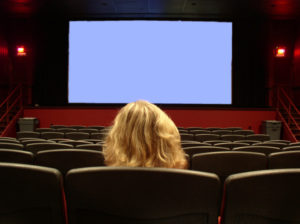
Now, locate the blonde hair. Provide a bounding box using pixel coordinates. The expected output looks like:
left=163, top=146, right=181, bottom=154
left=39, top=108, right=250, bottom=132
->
left=103, top=100, right=187, bottom=169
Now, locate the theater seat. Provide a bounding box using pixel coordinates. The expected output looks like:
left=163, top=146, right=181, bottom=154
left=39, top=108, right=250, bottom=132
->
left=0, top=149, right=34, bottom=164
left=66, top=167, right=221, bottom=224
left=191, top=151, right=267, bottom=183
left=269, top=151, right=300, bottom=169
left=0, top=163, right=66, bottom=224
left=26, top=142, right=73, bottom=154
left=36, top=149, right=105, bottom=175
left=222, top=169, right=300, bottom=224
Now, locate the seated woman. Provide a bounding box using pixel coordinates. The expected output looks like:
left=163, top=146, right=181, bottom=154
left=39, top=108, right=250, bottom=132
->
left=103, top=100, right=187, bottom=169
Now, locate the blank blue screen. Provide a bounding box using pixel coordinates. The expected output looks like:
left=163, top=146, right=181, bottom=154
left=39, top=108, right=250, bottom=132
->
left=68, top=20, right=232, bottom=104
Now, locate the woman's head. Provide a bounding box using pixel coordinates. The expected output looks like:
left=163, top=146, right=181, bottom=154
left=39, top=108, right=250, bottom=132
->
left=103, top=100, right=187, bottom=168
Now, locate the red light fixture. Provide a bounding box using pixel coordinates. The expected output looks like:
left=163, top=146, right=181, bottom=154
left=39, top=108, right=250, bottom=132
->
left=275, top=46, right=286, bottom=58
left=17, top=46, right=27, bottom=56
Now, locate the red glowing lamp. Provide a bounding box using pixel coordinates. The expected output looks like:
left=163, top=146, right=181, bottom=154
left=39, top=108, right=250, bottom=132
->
left=275, top=46, right=286, bottom=57
left=17, top=46, right=27, bottom=56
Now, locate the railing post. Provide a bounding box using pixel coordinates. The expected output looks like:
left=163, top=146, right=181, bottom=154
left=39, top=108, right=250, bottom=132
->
left=20, top=85, right=23, bottom=109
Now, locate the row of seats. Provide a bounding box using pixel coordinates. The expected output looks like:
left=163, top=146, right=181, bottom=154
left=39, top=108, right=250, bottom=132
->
left=180, top=133, right=271, bottom=141
left=15, top=131, right=106, bottom=140
left=50, top=125, right=106, bottom=130
left=1, top=138, right=300, bottom=156
left=1, top=148, right=300, bottom=177
left=182, top=144, right=300, bottom=156
left=1, top=162, right=300, bottom=224
left=180, top=129, right=255, bottom=136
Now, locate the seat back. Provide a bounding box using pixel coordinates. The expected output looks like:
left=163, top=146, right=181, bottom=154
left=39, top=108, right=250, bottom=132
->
left=0, top=163, right=66, bottom=224
left=66, top=167, right=221, bottom=224
left=0, top=142, right=24, bottom=150
left=223, top=169, right=300, bottom=224
left=76, top=144, right=103, bottom=151
left=191, top=151, right=267, bottom=183
left=65, top=132, right=90, bottom=140
left=16, top=131, right=40, bottom=139
left=41, top=132, right=65, bottom=140
left=184, top=146, right=229, bottom=157
left=269, top=151, right=300, bottom=169
left=233, top=145, right=281, bottom=155
left=220, top=135, right=245, bottom=141
left=194, top=134, right=220, bottom=142
left=0, top=149, right=34, bottom=164
left=36, top=149, right=105, bottom=175
left=214, top=142, right=249, bottom=149
left=26, top=142, right=73, bottom=154
left=253, top=142, right=287, bottom=149
left=245, top=134, right=270, bottom=141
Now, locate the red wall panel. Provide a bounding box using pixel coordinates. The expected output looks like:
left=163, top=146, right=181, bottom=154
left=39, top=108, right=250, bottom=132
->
left=24, top=107, right=276, bottom=134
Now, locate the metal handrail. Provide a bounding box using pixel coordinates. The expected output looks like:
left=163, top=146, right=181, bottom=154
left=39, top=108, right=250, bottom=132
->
left=278, top=87, right=300, bottom=116
left=277, top=87, right=300, bottom=141
left=277, top=110, right=297, bottom=142
left=0, top=84, right=22, bottom=109
left=0, top=84, right=23, bottom=136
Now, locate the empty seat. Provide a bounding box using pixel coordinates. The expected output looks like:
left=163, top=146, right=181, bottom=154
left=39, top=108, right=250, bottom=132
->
left=56, top=128, right=77, bottom=133
left=36, top=149, right=105, bottom=175
left=265, top=139, right=291, bottom=144
left=253, top=142, right=287, bottom=149
left=211, top=130, right=232, bottom=135
left=269, top=151, right=300, bottom=169
left=0, top=163, right=66, bottom=224
left=204, top=140, right=231, bottom=145
left=222, top=127, right=243, bottom=131
left=82, top=139, right=103, bottom=144
left=65, top=132, right=90, bottom=140
left=189, top=130, right=211, bottom=135
left=21, top=139, right=55, bottom=146
left=87, top=126, right=105, bottom=131
left=222, top=169, right=300, bottom=224
left=205, top=127, right=221, bottom=131
left=59, top=140, right=91, bottom=147
left=0, top=138, right=19, bottom=143
left=178, top=129, right=189, bottom=133
left=66, top=167, right=221, bottom=224
left=0, top=149, right=34, bottom=164
left=90, top=132, right=106, bottom=140
left=232, top=129, right=255, bottom=135
left=26, top=142, right=73, bottom=154
left=69, top=125, right=86, bottom=129
left=289, top=142, right=300, bottom=146
left=245, top=134, right=270, bottom=141
left=181, top=142, right=211, bottom=148
left=41, top=132, right=65, bottom=140
left=191, top=151, right=267, bottom=183
left=35, top=128, right=55, bottom=132
left=76, top=128, right=99, bottom=134
left=282, top=145, right=300, bottom=151
left=0, top=142, right=24, bottom=150
left=50, top=125, right=67, bottom=129
left=187, top=127, right=204, bottom=131
left=194, top=134, right=220, bottom=142
left=214, top=142, right=249, bottom=149
left=220, top=134, right=245, bottom=141
left=17, top=131, right=40, bottom=139
left=233, top=145, right=281, bottom=155
left=76, top=144, right=103, bottom=151
left=180, top=133, right=194, bottom=141
left=234, top=140, right=260, bottom=145
left=184, top=146, right=229, bottom=157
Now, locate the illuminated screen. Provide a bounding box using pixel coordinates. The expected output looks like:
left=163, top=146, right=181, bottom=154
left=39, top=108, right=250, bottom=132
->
left=68, top=20, right=232, bottom=104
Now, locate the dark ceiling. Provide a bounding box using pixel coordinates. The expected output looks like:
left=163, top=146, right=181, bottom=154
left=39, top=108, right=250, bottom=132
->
left=1, top=0, right=300, bottom=20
